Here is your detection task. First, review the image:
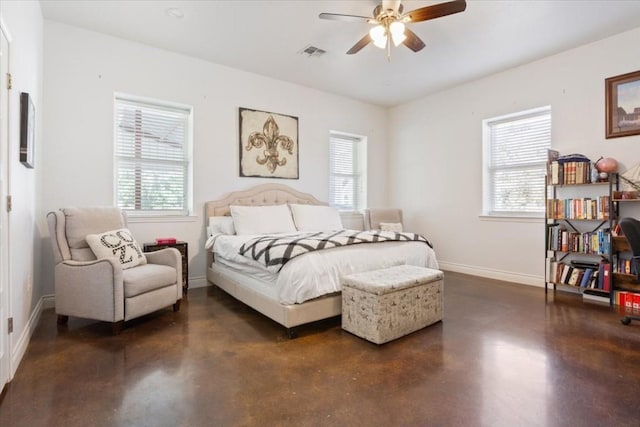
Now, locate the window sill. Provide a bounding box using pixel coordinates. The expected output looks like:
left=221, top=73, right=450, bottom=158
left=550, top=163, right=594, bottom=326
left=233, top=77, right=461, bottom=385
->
left=479, top=214, right=544, bottom=224
left=127, top=215, right=198, bottom=224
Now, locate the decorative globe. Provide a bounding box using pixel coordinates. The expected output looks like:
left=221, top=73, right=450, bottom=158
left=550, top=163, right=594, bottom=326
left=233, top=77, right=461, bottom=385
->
left=595, top=157, right=618, bottom=173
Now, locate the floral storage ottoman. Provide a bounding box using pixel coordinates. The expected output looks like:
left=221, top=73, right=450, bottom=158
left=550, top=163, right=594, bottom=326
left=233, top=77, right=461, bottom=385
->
left=341, top=265, right=443, bottom=344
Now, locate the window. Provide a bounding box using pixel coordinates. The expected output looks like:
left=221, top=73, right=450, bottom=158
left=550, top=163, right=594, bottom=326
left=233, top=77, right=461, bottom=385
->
left=483, top=106, right=551, bottom=217
left=329, top=132, right=367, bottom=211
left=114, top=94, right=193, bottom=217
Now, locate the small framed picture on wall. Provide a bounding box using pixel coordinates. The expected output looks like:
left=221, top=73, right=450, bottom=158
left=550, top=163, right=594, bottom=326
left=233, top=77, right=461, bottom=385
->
left=605, top=70, right=640, bottom=139
left=20, top=92, right=35, bottom=168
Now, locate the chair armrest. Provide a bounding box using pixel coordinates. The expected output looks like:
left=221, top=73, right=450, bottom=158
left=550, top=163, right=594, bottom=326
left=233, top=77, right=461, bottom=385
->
left=145, top=247, right=181, bottom=269
left=55, top=258, right=124, bottom=322
left=145, top=248, right=183, bottom=297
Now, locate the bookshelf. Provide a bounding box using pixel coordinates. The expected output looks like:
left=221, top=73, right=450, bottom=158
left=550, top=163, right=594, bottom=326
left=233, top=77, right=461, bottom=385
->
left=545, top=153, right=615, bottom=304
left=546, top=151, right=640, bottom=310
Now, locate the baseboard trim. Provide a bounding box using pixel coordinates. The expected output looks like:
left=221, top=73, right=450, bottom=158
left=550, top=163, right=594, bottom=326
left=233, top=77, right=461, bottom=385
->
left=187, top=276, right=209, bottom=289
left=41, top=294, right=55, bottom=310
left=438, top=261, right=544, bottom=288
left=10, top=294, right=51, bottom=378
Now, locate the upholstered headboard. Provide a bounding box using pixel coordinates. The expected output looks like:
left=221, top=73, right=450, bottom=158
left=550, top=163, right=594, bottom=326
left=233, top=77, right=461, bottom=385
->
left=205, top=184, right=327, bottom=268
left=205, top=184, right=326, bottom=218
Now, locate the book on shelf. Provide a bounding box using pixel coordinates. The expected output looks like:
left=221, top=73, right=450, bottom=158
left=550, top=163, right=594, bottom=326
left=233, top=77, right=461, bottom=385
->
left=546, top=226, right=610, bottom=255
left=568, top=268, right=581, bottom=286
left=613, top=254, right=636, bottom=276
left=550, top=162, right=561, bottom=185
left=552, top=261, right=610, bottom=290
left=560, top=265, right=572, bottom=284
left=590, top=270, right=599, bottom=289
left=576, top=162, right=585, bottom=184
left=554, top=261, right=563, bottom=283
left=598, top=262, right=611, bottom=292
left=614, top=291, right=626, bottom=306
left=546, top=198, right=610, bottom=220
left=579, top=268, right=594, bottom=288
left=546, top=152, right=602, bottom=186
left=549, top=160, right=592, bottom=185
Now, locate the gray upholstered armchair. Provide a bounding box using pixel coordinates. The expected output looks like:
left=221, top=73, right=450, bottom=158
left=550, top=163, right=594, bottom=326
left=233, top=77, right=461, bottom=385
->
left=47, top=207, right=182, bottom=333
left=363, top=208, right=404, bottom=231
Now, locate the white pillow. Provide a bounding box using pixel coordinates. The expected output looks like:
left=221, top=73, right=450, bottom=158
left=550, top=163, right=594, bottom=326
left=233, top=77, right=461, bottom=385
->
left=289, top=204, right=343, bottom=232
left=380, top=222, right=403, bottom=232
left=209, top=216, right=236, bottom=235
left=86, top=228, right=147, bottom=269
left=230, top=204, right=297, bottom=235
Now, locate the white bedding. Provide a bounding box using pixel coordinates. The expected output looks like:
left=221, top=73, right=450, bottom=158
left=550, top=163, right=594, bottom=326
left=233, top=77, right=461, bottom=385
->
left=211, top=233, right=438, bottom=305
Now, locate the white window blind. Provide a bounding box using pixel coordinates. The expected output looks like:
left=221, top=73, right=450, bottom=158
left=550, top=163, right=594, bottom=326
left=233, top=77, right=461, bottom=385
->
left=329, top=132, right=367, bottom=211
left=484, top=107, right=551, bottom=216
left=114, top=95, right=192, bottom=216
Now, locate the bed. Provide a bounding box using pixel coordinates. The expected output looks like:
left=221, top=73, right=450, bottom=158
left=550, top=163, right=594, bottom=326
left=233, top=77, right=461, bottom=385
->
left=205, top=183, right=438, bottom=336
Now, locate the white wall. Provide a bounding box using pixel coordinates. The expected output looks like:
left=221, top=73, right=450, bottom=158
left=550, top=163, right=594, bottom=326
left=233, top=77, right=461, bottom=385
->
left=389, top=26, right=640, bottom=286
left=41, top=21, right=389, bottom=292
left=0, top=0, right=43, bottom=376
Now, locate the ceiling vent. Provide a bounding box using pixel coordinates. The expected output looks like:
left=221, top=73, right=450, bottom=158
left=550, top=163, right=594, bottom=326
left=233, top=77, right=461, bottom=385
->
left=299, top=45, right=326, bottom=58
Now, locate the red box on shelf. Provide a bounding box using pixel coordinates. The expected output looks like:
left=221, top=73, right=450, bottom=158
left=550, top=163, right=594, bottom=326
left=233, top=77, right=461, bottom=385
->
left=155, top=237, right=177, bottom=245
left=625, top=294, right=634, bottom=308
left=633, top=293, right=640, bottom=310
left=617, top=291, right=629, bottom=307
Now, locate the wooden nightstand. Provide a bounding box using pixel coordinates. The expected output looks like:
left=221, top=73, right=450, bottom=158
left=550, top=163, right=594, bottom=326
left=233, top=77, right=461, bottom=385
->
left=143, top=241, right=188, bottom=294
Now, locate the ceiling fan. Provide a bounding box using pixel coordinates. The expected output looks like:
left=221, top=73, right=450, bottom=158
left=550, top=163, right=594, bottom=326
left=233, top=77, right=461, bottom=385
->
left=319, top=0, right=467, bottom=59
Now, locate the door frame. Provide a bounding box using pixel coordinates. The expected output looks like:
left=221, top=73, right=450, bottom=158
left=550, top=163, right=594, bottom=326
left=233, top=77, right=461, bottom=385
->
left=0, top=17, right=13, bottom=393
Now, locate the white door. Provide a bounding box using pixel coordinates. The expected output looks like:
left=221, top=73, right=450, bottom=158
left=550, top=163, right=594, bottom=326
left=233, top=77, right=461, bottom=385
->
left=0, top=23, right=11, bottom=392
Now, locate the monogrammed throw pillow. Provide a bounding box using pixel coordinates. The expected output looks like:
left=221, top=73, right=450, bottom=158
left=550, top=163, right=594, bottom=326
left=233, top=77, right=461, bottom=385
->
left=86, top=228, right=147, bottom=269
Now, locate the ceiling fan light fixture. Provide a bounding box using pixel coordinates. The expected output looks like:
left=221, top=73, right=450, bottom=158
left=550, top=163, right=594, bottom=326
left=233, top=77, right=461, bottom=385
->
left=369, top=25, right=387, bottom=49
left=389, top=21, right=406, bottom=46
left=320, top=0, right=467, bottom=56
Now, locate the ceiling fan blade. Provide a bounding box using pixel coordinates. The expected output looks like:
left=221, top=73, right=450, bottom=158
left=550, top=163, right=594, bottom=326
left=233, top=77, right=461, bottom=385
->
left=346, top=34, right=372, bottom=55
left=404, top=0, right=466, bottom=23
left=319, top=13, right=372, bottom=23
left=403, top=28, right=426, bottom=52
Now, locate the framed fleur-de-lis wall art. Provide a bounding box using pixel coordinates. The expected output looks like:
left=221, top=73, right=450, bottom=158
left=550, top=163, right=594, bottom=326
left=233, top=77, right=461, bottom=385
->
left=239, top=107, right=299, bottom=179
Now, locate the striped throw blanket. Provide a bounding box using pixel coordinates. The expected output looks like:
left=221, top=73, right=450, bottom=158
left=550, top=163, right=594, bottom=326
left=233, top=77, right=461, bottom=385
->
left=239, top=230, right=432, bottom=273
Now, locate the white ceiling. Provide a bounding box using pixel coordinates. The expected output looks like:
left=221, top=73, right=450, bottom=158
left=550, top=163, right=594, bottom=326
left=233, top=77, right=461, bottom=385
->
left=39, top=0, right=640, bottom=107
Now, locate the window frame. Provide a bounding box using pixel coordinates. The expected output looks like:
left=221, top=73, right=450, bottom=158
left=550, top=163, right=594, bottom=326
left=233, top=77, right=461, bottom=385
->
left=329, top=131, right=367, bottom=212
left=482, top=106, right=551, bottom=219
left=113, top=93, right=194, bottom=219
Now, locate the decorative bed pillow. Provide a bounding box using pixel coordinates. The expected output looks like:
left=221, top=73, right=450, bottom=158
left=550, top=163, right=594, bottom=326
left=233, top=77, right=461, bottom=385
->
left=380, top=222, right=403, bottom=232
left=230, top=204, right=297, bottom=235
left=289, top=204, right=343, bottom=232
left=209, top=216, right=236, bottom=235
left=86, top=228, right=147, bottom=269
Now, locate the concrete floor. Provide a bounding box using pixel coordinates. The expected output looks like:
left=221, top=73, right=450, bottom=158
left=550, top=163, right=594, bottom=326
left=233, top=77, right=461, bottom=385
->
left=1, top=271, right=639, bottom=426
